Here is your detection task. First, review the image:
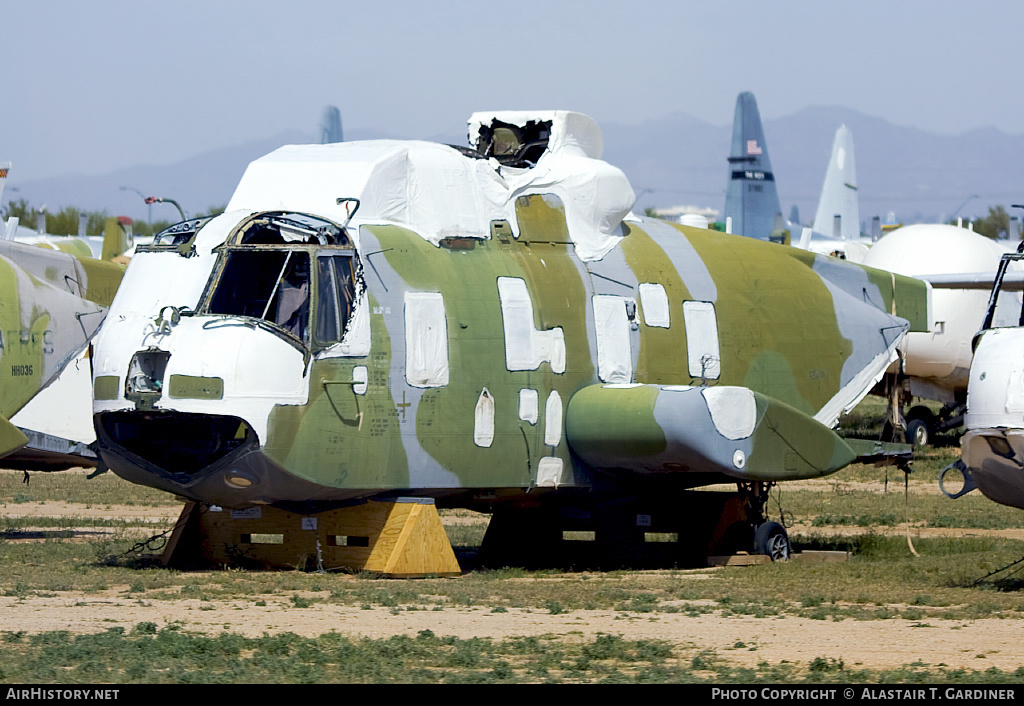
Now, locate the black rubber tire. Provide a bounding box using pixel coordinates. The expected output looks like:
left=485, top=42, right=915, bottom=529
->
left=753, top=522, right=791, bottom=562
left=905, top=417, right=930, bottom=448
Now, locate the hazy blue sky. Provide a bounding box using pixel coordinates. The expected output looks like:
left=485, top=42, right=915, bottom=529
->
left=5, top=1, right=1022, bottom=180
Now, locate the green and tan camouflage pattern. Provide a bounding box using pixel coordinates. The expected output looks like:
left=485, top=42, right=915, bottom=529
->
left=0, top=240, right=125, bottom=456
left=92, top=193, right=927, bottom=509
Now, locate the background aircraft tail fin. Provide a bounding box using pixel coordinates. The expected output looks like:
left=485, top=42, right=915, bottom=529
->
left=724, top=92, right=782, bottom=240
left=102, top=216, right=133, bottom=261
left=320, top=106, right=343, bottom=144
left=0, top=162, right=9, bottom=208
left=812, top=125, right=860, bottom=240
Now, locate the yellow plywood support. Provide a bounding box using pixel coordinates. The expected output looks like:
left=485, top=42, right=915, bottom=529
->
left=164, top=498, right=461, bottom=577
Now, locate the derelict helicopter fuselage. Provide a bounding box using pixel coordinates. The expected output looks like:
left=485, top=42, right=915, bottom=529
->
left=91, top=112, right=928, bottom=548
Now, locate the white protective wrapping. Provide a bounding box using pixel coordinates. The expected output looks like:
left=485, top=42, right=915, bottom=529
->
left=469, top=111, right=635, bottom=261
left=638, top=283, right=670, bottom=328
left=683, top=301, right=721, bottom=379
left=404, top=292, right=449, bottom=387
left=227, top=111, right=635, bottom=262
left=593, top=295, right=632, bottom=383
left=228, top=141, right=508, bottom=246
left=497, top=277, right=565, bottom=373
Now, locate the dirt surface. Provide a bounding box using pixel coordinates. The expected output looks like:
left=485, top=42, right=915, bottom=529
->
left=4, top=501, right=1024, bottom=673
left=0, top=501, right=179, bottom=523
left=1, top=586, right=1021, bottom=672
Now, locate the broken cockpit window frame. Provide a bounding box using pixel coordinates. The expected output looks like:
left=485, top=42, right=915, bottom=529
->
left=474, top=119, right=552, bottom=168
left=199, top=211, right=360, bottom=354
left=140, top=217, right=216, bottom=257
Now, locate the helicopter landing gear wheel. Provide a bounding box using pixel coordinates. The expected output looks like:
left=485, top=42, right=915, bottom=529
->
left=754, top=521, right=791, bottom=562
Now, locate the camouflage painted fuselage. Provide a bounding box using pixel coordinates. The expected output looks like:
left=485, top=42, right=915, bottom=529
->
left=92, top=118, right=927, bottom=511
left=91, top=208, right=926, bottom=510
left=0, top=240, right=124, bottom=457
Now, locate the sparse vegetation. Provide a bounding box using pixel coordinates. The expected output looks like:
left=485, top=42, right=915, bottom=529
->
left=2, top=399, right=1024, bottom=682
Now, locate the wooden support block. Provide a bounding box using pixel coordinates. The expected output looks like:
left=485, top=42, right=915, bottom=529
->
left=164, top=498, right=461, bottom=577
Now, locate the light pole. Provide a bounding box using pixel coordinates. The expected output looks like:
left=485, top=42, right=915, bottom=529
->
left=952, top=194, right=979, bottom=221
left=144, top=196, right=187, bottom=222
left=120, top=186, right=151, bottom=225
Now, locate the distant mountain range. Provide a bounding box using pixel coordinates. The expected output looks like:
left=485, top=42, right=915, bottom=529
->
left=6, top=107, right=1024, bottom=228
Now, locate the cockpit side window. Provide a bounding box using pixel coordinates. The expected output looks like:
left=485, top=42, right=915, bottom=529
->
left=315, top=254, right=357, bottom=347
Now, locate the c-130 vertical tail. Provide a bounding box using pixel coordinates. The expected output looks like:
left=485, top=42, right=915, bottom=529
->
left=724, top=92, right=783, bottom=240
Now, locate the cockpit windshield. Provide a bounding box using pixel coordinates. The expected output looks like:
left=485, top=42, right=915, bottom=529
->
left=202, top=212, right=359, bottom=350
left=208, top=250, right=312, bottom=340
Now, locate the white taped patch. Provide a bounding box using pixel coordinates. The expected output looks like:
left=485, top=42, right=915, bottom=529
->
left=638, top=283, right=670, bottom=328
left=702, top=387, right=757, bottom=440
left=683, top=301, right=720, bottom=379
left=336, top=291, right=371, bottom=357
left=545, top=390, right=563, bottom=446
left=537, top=457, right=563, bottom=487
left=404, top=292, right=449, bottom=387
left=353, top=366, right=368, bottom=395
left=593, top=295, right=632, bottom=383
left=497, top=277, right=566, bottom=373
left=519, top=389, right=539, bottom=424
left=474, top=388, right=494, bottom=447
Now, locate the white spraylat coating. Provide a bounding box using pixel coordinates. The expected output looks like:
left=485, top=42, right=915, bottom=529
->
left=536, top=456, right=563, bottom=487
left=352, top=366, right=368, bottom=395
left=497, top=277, right=566, bottom=373
left=593, top=295, right=633, bottom=383
left=319, top=291, right=371, bottom=359
left=683, top=301, right=720, bottom=379
left=638, top=283, right=670, bottom=328
left=518, top=388, right=539, bottom=424
left=403, top=292, right=449, bottom=387
left=545, top=390, right=563, bottom=447
left=474, top=388, right=495, bottom=448
left=701, top=387, right=757, bottom=440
